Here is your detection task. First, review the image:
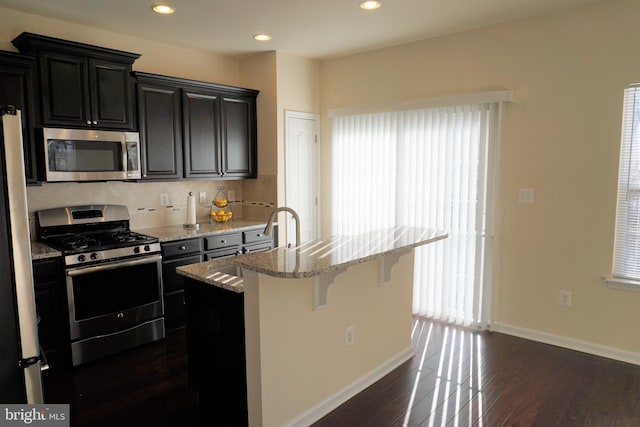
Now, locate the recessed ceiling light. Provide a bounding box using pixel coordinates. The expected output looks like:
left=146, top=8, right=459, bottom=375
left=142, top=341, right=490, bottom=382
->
left=360, top=1, right=381, bottom=10
left=152, top=4, right=175, bottom=14
left=253, top=34, right=272, bottom=42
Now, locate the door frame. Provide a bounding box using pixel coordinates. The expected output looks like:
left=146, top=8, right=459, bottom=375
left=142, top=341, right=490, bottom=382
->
left=284, top=110, right=321, bottom=242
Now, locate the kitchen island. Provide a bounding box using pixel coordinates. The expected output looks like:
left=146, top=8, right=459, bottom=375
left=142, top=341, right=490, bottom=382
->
left=177, top=226, right=447, bottom=427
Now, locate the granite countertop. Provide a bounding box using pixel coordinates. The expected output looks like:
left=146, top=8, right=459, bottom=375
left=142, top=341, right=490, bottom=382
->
left=177, top=226, right=447, bottom=292
left=135, top=219, right=269, bottom=242
left=31, top=241, right=62, bottom=260
left=30, top=219, right=269, bottom=260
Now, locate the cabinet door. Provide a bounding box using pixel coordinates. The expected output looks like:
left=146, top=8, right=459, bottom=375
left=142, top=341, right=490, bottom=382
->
left=137, top=82, right=183, bottom=179
left=88, top=58, right=135, bottom=129
left=221, top=94, right=257, bottom=178
left=164, top=290, right=186, bottom=332
left=162, top=254, right=202, bottom=293
left=183, top=89, right=222, bottom=178
left=0, top=52, right=39, bottom=184
left=38, top=51, right=91, bottom=127
left=33, top=258, right=67, bottom=369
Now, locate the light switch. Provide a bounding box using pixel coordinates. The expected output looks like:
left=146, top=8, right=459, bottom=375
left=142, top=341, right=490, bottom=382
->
left=518, top=188, right=534, bottom=204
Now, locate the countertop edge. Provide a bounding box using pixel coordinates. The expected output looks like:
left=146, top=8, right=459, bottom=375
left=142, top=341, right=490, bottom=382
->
left=30, top=219, right=270, bottom=260
left=135, top=220, right=269, bottom=243
left=177, top=228, right=448, bottom=292
left=236, top=232, right=448, bottom=279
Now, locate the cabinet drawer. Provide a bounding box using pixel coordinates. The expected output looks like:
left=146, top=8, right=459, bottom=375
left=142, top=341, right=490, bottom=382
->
left=163, top=254, right=202, bottom=293
left=162, top=238, right=203, bottom=258
left=243, top=229, right=271, bottom=245
left=204, top=247, right=241, bottom=261
left=204, top=233, right=241, bottom=251
left=243, top=242, right=273, bottom=254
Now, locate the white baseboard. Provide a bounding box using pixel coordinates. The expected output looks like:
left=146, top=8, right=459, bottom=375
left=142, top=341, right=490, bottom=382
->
left=282, top=345, right=415, bottom=427
left=492, top=322, right=640, bottom=366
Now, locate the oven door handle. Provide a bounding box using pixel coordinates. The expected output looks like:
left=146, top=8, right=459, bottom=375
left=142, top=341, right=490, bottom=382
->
left=66, top=254, right=163, bottom=276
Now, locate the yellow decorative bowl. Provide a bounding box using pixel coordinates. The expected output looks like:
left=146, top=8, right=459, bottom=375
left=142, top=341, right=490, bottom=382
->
left=213, top=198, right=228, bottom=208
left=210, top=211, right=233, bottom=222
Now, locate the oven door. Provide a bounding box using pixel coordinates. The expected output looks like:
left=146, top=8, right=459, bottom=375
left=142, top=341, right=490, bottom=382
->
left=66, top=254, right=164, bottom=341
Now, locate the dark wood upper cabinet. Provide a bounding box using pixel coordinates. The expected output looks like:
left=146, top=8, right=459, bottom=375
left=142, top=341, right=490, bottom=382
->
left=136, top=76, right=183, bottom=179
left=12, top=32, right=139, bottom=130
left=183, top=88, right=222, bottom=179
left=134, top=72, right=258, bottom=181
left=0, top=51, right=39, bottom=184
left=221, top=94, right=256, bottom=178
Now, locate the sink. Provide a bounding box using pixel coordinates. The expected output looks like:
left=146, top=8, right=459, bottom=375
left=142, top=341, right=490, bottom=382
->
left=207, top=262, right=242, bottom=278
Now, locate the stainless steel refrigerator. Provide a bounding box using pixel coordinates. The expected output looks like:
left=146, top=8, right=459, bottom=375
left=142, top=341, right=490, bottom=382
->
left=0, top=106, right=44, bottom=403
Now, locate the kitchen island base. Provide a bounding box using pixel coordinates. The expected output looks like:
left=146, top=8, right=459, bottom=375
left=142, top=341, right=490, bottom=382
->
left=184, top=278, right=248, bottom=426
left=243, top=254, right=415, bottom=427
left=184, top=253, right=416, bottom=426
left=179, top=227, right=447, bottom=426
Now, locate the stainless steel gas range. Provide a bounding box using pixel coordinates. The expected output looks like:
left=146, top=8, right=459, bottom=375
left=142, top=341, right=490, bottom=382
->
left=36, top=205, right=164, bottom=366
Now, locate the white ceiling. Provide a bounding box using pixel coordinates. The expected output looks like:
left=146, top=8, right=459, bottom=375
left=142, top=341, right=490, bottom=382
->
left=0, top=0, right=604, bottom=60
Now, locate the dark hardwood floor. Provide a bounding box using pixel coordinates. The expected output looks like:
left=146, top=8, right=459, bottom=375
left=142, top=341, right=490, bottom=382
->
left=43, top=330, right=198, bottom=427
left=43, top=318, right=640, bottom=427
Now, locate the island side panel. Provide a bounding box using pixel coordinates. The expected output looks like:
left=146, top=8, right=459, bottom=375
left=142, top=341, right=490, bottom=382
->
left=243, top=252, right=415, bottom=427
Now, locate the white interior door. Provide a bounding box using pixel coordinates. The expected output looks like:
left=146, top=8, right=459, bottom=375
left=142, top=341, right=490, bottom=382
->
left=285, top=111, right=320, bottom=244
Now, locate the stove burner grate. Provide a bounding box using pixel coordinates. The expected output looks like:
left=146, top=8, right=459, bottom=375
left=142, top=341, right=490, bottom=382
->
left=59, top=236, right=101, bottom=251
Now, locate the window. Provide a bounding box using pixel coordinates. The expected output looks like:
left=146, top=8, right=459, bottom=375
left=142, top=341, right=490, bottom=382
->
left=330, top=92, right=509, bottom=327
left=610, top=84, right=640, bottom=289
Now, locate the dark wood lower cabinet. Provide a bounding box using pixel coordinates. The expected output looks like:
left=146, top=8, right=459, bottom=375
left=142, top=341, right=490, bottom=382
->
left=33, top=258, right=70, bottom=370
left=184, top=278, right=248, bottom=426
left=161, top=227, right=274, bottom=333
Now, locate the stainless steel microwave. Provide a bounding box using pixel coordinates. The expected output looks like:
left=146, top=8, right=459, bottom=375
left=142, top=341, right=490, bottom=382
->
left=42, top=128, right=141, bottom=182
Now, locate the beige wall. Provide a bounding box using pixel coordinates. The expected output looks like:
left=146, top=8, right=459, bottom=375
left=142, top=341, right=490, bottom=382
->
left=0, top=7, right=240, bottom=84
left=319, top=0, right=640, bottom=357
left=275, top=52, right=322, bottom=206
left=237, top=52, right=320, bottom=231
left=243, top=254, right=414, bottom=426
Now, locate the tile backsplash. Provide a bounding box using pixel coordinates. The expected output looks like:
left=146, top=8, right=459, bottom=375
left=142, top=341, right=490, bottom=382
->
left=27, top=180, right=243, bottom=231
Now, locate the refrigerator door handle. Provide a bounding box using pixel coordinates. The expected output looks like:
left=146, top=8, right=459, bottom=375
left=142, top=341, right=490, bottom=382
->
left=40, top=349, right=50, bottom=372
left=18, top=355, right=42, bottom=369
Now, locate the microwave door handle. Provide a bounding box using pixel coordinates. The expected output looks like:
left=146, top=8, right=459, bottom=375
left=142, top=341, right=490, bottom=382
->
left=66, top=254, right=162, bottom=277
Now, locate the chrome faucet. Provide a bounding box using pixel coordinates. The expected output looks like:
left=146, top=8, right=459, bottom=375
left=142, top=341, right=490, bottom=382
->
left=264, top=207, right=301, bottom=248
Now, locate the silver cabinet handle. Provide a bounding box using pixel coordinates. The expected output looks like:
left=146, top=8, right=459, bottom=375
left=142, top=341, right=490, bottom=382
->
left=86, top=120, right=91, bottom=125
left=40, top=349, right=49, bottom=372
left=221, top=240, right=226, bottom=244
left=67, top=254, right=162, bottom=276
left=179, top=245, right=186, bottom=251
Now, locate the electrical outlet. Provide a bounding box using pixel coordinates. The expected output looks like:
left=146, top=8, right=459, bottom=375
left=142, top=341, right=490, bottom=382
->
left=518, top=188, right=534, bottom=204
left=345, top=326, right=355, bottom=346
left=559, top=290, right=572, bottom=307
left=199, top=191, right=206, bottom=204
left=160, top=193, right=169, bottom=207
left=228, top=190, right=235, bottom=202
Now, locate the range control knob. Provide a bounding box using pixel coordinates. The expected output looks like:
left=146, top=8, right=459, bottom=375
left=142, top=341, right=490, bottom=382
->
left=90, top=253, right=99, bottom=261
left=144, top=245, right=151, bottom=252
left=134, top=246, right=141, bottom=254
left=77, top=254, right=86, bottom=262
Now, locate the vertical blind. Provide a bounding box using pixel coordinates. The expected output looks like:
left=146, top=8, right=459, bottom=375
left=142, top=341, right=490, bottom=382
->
left=332, top=101, right=500, bottom=327
left=612, top=85, right=640, bottom=283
